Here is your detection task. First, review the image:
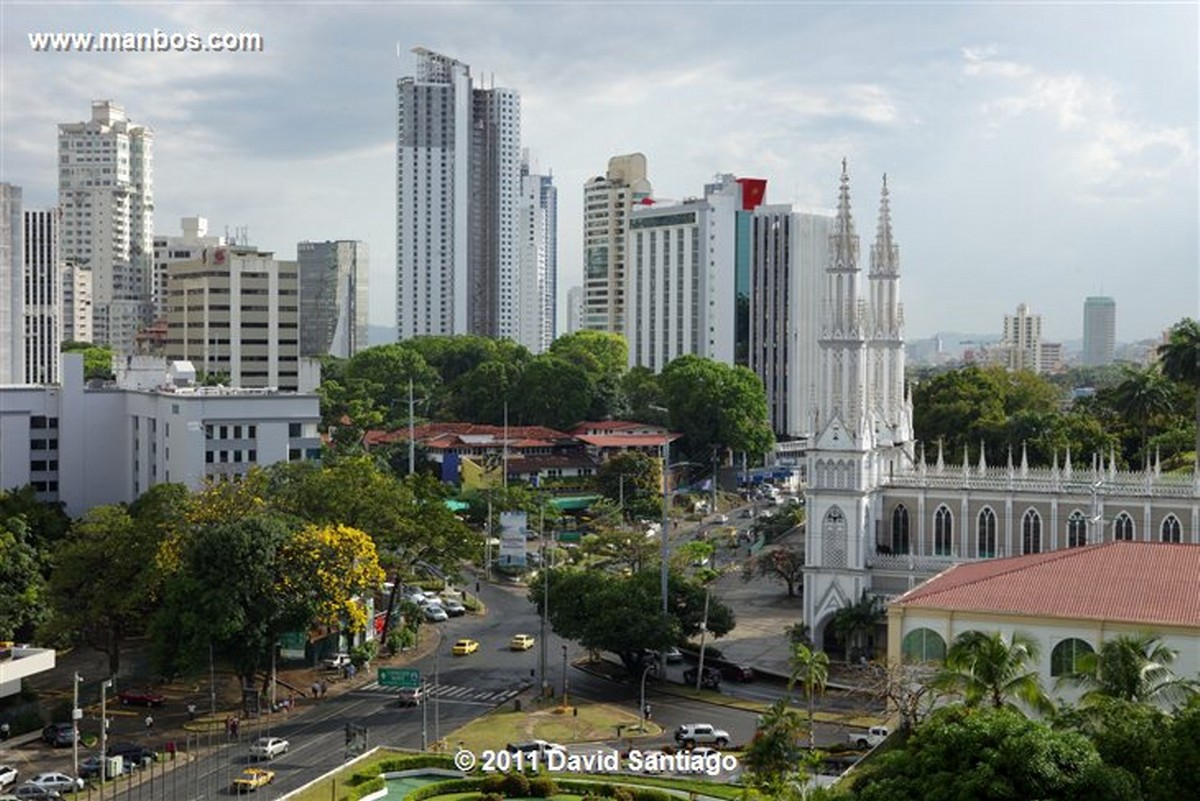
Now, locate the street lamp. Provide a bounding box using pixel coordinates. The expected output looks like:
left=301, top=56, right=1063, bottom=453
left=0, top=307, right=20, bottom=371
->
left=639, top=663, right=654, bottom=732
left=560, top=644, right=569, bottom=706
left=100, top=678, right=113, bottom=781
left=72, top=673, right=83, bottom=780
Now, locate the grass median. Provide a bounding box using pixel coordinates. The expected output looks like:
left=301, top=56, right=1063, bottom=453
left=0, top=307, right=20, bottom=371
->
left=447, top=697, right=658, bottom=752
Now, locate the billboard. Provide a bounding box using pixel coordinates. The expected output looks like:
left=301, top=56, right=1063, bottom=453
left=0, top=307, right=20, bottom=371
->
left=499, top=511, right=528, bottom=567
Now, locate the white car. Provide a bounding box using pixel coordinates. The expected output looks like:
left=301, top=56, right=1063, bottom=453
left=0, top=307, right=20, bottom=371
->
left=0, top=765, right=17, bottom=788
left=322, top=653, right=351, bottom=670
left=248, top=736, right=290, bottom=760
left=25, top=772, right=83, bottom=793
left=397, top=686, right=424, bottom=706
left=423, top=605, right=449, bottom=622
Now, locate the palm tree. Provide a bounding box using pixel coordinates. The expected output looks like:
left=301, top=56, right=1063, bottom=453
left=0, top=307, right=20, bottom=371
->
left=788, top=642, right=830, bottom=749
left=831, top=590, right=885, bottom=662
left=1108, top=365, right=1176, bottom=459
left=1067, top=632, right=1198, bottom=708
left=1158, top=318, right=1200, bottom=462
left=744, top=698, right=807, bottom=793
left=936, top=630, right=1052, bottom=715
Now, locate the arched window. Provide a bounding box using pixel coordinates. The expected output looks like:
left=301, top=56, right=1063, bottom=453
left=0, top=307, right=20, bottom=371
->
left=822, top=506, right=848, bottom=568
left=1022, top=509, right=1042, bottom=554
left=934, top=506, right=953, bottom=556
left=1050, top=638, right=1094, bottom=677
left=977, top=507, right=997, bottom=558
left=901, top=628, right=947, bottom=663
left=891, top=504, right=910, bottom=554
left=1066, top=511, right=1087, bottom=548
left=1113, top=512, right=1134, bottom=542
left=1161, top=515, right=1182, bottom=543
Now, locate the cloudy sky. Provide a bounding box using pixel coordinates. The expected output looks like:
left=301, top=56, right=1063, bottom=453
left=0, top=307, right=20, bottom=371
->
left=3, top=1, right=1196, bottom=345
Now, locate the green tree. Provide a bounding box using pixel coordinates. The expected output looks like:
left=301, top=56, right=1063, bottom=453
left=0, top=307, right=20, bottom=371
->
left=936, top=630, right=1053, bottom=715
left=596, top=451, right=661, bottom=519
left=1106, top=366, right=1179, bottom=460
left=510, top=355, right=593, bottom=429
left=450, top=360, right=524, bottom=424
left=1066, top=632, right=1197, bottom=708
left=62, top=340, right=115, bottom=380
left=548, top=330, right=628, bottom=420
left=852, top=706, right=1139, bottom=801
left=742, top=544, right=805, bottom=597
left=0, top=486, right=71, bottom=552
left=743, top=698, right=808, bottom=793
left=619, top=366, right=663, bottom=421
left=0, top=516, right=46, bottom=640
left=530, top=568, right=734, bottom=677
left=831, top=591, right=885, bottom=662
left=788, top=643, right=830, bottom=749
left=659, top=355, right=774, bottom=466
left=1158, top=318, right=1200, bottom=461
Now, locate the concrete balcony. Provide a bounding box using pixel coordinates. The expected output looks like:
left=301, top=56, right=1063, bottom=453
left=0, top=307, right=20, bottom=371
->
left=0, top=645, right=57, bottom=698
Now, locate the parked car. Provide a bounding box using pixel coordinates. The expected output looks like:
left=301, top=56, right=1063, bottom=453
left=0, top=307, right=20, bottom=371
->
left=231, top=767, right=275, bottom=793
left=23, top=774, right=82, bottom=794
left=322, top=653, right=351, bottom=670
left=12, top=785, right=60, bottom=800
left=720, top=663, right=756, bottom=682
left=423, top=605, right=449, bottom=622
left=673, top=723, right=730, bottom=748
left=117, top=688, right=165, bottom=707
left=440, top=598, right=467, bottom=616
left=0, top=766, right=16, bottom=788
left=509, top=634, right=535, bottom=651
left=39, top=724, right=74, bottom=747
left=506, top=740, right=567, bottom=759
left=396, top=686, right=424, bottom=706
left=78, top=755, right=126, bottom=780
left=847, top=726, right=890, bottom=749
left=248, top=736, right=289, bottom=760
left=106, top=742, right=156, bottom=768
left=683, top=666, right=722, bottom=690
left=645, top=646, right=683, bottom=663
left=451, top=638, right=479, bottom=656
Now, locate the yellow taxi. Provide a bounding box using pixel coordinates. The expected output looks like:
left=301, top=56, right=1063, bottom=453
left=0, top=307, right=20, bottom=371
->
left=232, top=767, right=275, bottom=793
left=452, top=638, right=480, bottom=656
left=509, top=633, right=535, bottom=651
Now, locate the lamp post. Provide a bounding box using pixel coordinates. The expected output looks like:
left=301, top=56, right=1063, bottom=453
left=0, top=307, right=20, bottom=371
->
left=695, top=588, right=711, bottom=691
left=639, top=663, right=654, bottom=732
left=72, top=673, right=82, bottom=780
left=560, top=644, right=569, bottom=706
left=539, top=503, right=549, bottom=697
left=100, top=678, right=112, bottom=782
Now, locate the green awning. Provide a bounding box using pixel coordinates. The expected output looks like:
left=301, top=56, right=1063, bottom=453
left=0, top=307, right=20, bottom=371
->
left=550, top=495, right=602, bottom=512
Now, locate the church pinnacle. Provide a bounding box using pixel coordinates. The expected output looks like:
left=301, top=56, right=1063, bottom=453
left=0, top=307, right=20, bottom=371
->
left=871, top=174, right=898, bottom=277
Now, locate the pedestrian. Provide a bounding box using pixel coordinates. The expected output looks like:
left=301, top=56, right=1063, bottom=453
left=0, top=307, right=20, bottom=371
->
left=231, top=716, right=240, bottom=739
left=644, top=703, right=652, bottom=721
left=0, top=721, right=9, bottom=740
left=311, top=681, right=320, bottom=699
left=104, top=716, right=111, bottom=733
left=319, top=680, right=327, bottom=698
left=186, top=702, right=197, bottom=721
left=145, top=713, right=154, bottom=732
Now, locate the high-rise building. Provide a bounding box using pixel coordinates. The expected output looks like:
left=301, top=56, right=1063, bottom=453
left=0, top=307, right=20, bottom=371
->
left=58, top=101, right=154, bottom=353
left=625, top=174, right=761, bottom=372
left=583, top=154, right=652, bottom=334
left=153, top=217, right=225, bottom=321
left=565, top=286, right=584, bottom=335
left=298, top=239, right=369, bottom=358
left=516, top=153, right=557, bottom=353
left=0, top=183, right=22, bottom=384
left=23, top=209, right=63, bottom=385
left=62, top=264, right=93, bottom=344
left=396, top=48, right=524, bottom=342
left=750, top=206, right=833, bottom=438
left=165, top=245, right=301, bottom=390
left=1002, top=303, right=1043, bottom=373
left=1082, top=296, right=1116, bottom=367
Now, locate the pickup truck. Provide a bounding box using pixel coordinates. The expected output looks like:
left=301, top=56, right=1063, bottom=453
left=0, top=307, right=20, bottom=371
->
left=847, top=725, right=890, bottom=749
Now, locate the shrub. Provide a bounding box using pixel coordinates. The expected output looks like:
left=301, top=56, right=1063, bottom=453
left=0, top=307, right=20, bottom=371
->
left=350, top=640, right=378, bottom=668
left=346, top=776, right=385, bottom=800
left=480, top=794, right=504, bottom=801
left=632, top=789, right=673, bottom=801
left=478, top=775, right=506, bottom=794
left=403, top=778, right=482, bottom=801
left=527, top=776, right=558, bottom=797
left=500, top=772, right=530, bottom=797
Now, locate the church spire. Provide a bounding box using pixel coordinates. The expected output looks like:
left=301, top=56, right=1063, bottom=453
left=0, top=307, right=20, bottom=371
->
left=831, top=158, right=858, bottom=271
left=871, top=173, right=898, bottom=277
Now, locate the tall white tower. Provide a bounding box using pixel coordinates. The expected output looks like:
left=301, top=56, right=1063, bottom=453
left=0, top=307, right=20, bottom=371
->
left=583, top=153, right=651, bottom=334
left=24, top=208, right=64, bottom=384
left=0, top=183, right=22, bottom=384
left=516, top=153, right=556, bottom=354
left=58, top=101, right=153, bottom=353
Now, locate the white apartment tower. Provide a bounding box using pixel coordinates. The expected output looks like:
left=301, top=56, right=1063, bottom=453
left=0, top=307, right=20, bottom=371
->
left=396, top=48, right=523, bottom=342
left=23, top=209, right=64, bottom=385
left=62, top=266, right=93, bottom=344
left=298, top=239, right=369, bottom=358
left=165, top=245, right=301, bottom=390
left=1082, top=296, right=1116, bottom=367
left=516, top=153, right=557, bottom=353
left=583, top=154, right=651, bottom=334
left=0, top=183, right=21, bottom=384
left=58, top=101, right=154, bottom=353
left=750, top=206, right=833, bottom=438
left=1002, top=303, right=1043, bottom=373
left=153, top=217, right=225, bottom=320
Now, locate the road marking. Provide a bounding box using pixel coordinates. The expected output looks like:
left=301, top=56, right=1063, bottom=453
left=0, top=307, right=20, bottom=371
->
left=354, top=682, right=519, bottom=704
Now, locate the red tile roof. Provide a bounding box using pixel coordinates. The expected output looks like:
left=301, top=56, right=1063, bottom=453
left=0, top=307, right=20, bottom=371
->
left=575, top=433, right=679, bottom=448
left=893, top=542, right=1200, bottom=629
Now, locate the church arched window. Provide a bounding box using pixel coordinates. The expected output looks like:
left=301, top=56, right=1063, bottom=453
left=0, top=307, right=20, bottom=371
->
left=1050, top=638, right=1094, bottom=677
left=933, top=506, right=953, bottom=556
left=1113, top=512, right=1134, bottom=541
left=1066, top=510, right=1087, bottom=548
left=891, top=504, right=910, bottom=554
left=977, top=507, right=996, bottom=558
left=1022, top=508, right=1042, bottom=554
left=1161, top=514, right=1182, bottom=543
left=901, top=628, right=947, bottom=663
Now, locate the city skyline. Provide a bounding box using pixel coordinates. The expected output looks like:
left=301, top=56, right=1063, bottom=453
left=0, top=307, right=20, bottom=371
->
left=2, top=3, right=1195, bottom=345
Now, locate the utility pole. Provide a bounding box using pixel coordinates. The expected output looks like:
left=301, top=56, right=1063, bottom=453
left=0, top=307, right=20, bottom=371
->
left=100, top=678, right=112, bottom=783
left=695, top=588, right=711, bottom=691
left=408, top=378, right=416, bottom=476
left=72, top=673, right=82, bottom=780
left=561, top=644, right=569, bottom=706
left=421, top=677, right=428, bottom=751
left=539, top=502, right=548, bottom=697
left=434, top=645, right=441, bottom=746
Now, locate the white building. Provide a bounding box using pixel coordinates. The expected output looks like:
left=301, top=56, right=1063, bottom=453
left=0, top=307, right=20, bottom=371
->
left=396, top=48, right=523, bottom=342
left=750, top=206, right=834, bottom=439
left=58, top=101, right=154, bottom=353
left=516, top=154, right=557, bottom=353
left=153, top=217, right=225, bottom=321
left=1002, top=302, right=1043, bottom=373
left=298, top=239, right=369, bottom=358
left=165, top=245, right=303, bottom=391
left=1082, top=296, right=1117, bottom=367
left=625, top=174, right=759, bottom=372
left=583, top=153, right=651, bottom=335
left=0, top=352, right=320, bottom=516
left=23, top=208, right=64, bottom=385
left=0, top=183, right=21, bottom=384
left=565, top=286, right=584, bottom=335
left=62, top=263, right=93, bottom=344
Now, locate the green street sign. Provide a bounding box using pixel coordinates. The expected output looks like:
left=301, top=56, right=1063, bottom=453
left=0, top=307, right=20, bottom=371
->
left=378, top=667, right=420, bottom=688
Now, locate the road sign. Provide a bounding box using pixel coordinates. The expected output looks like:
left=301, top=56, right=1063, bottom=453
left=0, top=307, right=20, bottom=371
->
left=378, top=667, right=420, bottom=688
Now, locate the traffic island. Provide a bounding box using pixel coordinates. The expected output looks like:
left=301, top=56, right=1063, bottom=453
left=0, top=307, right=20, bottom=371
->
left=445, top=699, right=659, bottom=753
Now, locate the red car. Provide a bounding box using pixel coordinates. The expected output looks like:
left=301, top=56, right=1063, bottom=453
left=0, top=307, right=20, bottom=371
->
left=117, top=688, right=166, bottom=707
left=720, top=663, right=756, bottom=682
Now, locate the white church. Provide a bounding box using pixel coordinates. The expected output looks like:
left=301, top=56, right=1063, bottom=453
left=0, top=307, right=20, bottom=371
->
left=802, top=162, right=1200, bottom=654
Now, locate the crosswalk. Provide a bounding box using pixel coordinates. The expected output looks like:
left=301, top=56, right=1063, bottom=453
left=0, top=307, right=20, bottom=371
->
left=355, top=681, right=521, bottom=705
